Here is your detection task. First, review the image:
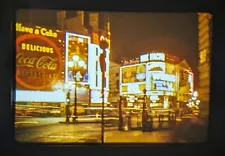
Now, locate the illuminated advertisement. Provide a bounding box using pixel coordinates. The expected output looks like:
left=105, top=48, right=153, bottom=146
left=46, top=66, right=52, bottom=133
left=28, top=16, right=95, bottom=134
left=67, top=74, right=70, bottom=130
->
left=165, top=63, right=176, bottom=74
left=148, top=73, right=176, bottom=91
left=121, top=64, right=146, bottom=83
left=120, top=83, right=145, bottom=94
left=146, top=62, right=165, bottom=72
left=16, top=22, right=64, bottom=91
left=149, top=52, right=165, bottom=61
left=121, top=58, right=140, bottom=66
left=140, top=54, right=149, bottom=62
left=152, top=73, right=176, bottom=82
left=188, top=72, right=194, bottom=92
left=140, top=52, right=165, bottom=63
left=65, top=33, right=90, bottom=83
left=152, top=80, right=174, bottom=91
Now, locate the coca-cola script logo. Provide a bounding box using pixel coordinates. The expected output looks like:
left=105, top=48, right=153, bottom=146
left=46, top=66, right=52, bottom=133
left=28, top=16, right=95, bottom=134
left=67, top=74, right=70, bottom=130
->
left=16, top=34, right=63, bottom=90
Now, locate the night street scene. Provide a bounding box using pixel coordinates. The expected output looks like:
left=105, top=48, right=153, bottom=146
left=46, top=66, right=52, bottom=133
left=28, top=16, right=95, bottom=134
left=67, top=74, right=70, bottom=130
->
left=15, top=10, right=211, bottom=143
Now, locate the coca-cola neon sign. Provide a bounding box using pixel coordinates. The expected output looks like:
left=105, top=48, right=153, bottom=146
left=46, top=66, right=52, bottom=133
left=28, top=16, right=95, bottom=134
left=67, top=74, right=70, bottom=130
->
left=16, top=33, right=63, bottom=90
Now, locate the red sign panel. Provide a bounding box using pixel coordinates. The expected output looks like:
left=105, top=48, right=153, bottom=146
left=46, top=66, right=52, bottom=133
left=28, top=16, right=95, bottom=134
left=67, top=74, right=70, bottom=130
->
left=16, top=22, right=64, bottom=91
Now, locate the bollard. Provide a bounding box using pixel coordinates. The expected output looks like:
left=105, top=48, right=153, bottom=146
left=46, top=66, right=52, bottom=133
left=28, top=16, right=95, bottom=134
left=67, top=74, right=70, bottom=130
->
left=123, top=117, right=129, bottom=131
left=158, top=114, right=163, bottom=128
left=118, top=117, right=123, bottom=131
left=128, top=115, right=131, bottom=130
left=137, top=116, right=141, bottom=128
left=147, top=116, right=153, bottom=131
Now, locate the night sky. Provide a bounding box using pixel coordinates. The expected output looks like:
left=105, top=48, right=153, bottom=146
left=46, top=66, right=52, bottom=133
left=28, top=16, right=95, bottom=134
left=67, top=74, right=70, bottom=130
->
left=109, top=12, right=198, bottom=88
left=16, top=10, right=199, bottom=88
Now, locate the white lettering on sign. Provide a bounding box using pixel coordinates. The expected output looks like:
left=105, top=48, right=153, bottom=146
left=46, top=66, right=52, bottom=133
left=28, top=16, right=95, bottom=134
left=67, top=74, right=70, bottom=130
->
left=16, top=23, right=58, bottom=38
left=123, top=59, right=139, bottom=65
left=149, top=53, right=165, bottom=61
left=140, top=54, right=149, bottom=62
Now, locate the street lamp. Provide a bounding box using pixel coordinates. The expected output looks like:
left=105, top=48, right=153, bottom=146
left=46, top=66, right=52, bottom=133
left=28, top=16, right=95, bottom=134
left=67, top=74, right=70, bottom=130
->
left=68, top=55, right=86, bottom=123
left=99, top=35, right=109, bottom=143
left=142, top=89, right=147, bottom=131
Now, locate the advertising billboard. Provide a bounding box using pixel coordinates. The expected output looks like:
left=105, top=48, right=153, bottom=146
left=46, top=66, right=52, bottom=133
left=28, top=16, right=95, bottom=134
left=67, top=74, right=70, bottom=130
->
left=152, top=80, right=175, bottom=91
left=146, top=62, right=165, bottom=72
left=65, top=33, right=90, bottom=83
left=149, top=52, right=165, bottom=61
left=16, top=22, right=64, bottom=91
left=121, top=64, right=146, bottom=83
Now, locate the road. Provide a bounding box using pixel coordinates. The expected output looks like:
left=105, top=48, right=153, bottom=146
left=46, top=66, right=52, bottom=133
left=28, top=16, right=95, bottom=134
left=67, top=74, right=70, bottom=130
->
left=15, top=123, right=102, bottom=143
left=15, top=116, right=179, bottom=129
left=15, top=122, right=178, bottom=143
left=15, top=115, right=206, bottom=143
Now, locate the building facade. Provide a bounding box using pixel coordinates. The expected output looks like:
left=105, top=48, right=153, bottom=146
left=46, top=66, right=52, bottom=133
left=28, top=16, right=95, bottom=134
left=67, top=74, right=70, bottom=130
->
left=108, top=61, right=120, bottom=107
left=56, top=10, right=111, bottom=107
left=15, top=10, right=111, bottom=117
left=197, top=13, right=212, bottom=117
left=120, top=52, right=194, bottom=109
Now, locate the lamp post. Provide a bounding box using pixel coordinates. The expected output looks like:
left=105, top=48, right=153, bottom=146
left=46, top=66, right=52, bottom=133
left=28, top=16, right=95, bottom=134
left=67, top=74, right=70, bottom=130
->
left=99, top=35, right=108, bottom=143
left=142, top=89, right=147, bottom=131
left=68, top=55, right=86, bottom=123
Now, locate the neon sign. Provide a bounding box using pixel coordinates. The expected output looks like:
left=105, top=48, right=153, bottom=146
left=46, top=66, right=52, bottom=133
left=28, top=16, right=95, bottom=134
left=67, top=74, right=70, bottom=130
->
left=149, top=53, right=165, bottom=61
left=16, top=31, right=63, bottom=90
left=122, top=59, right=140, bottom=65
left=16, top=23, right=58, bottom=38
left=140, top=54, right=149, bottom=62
